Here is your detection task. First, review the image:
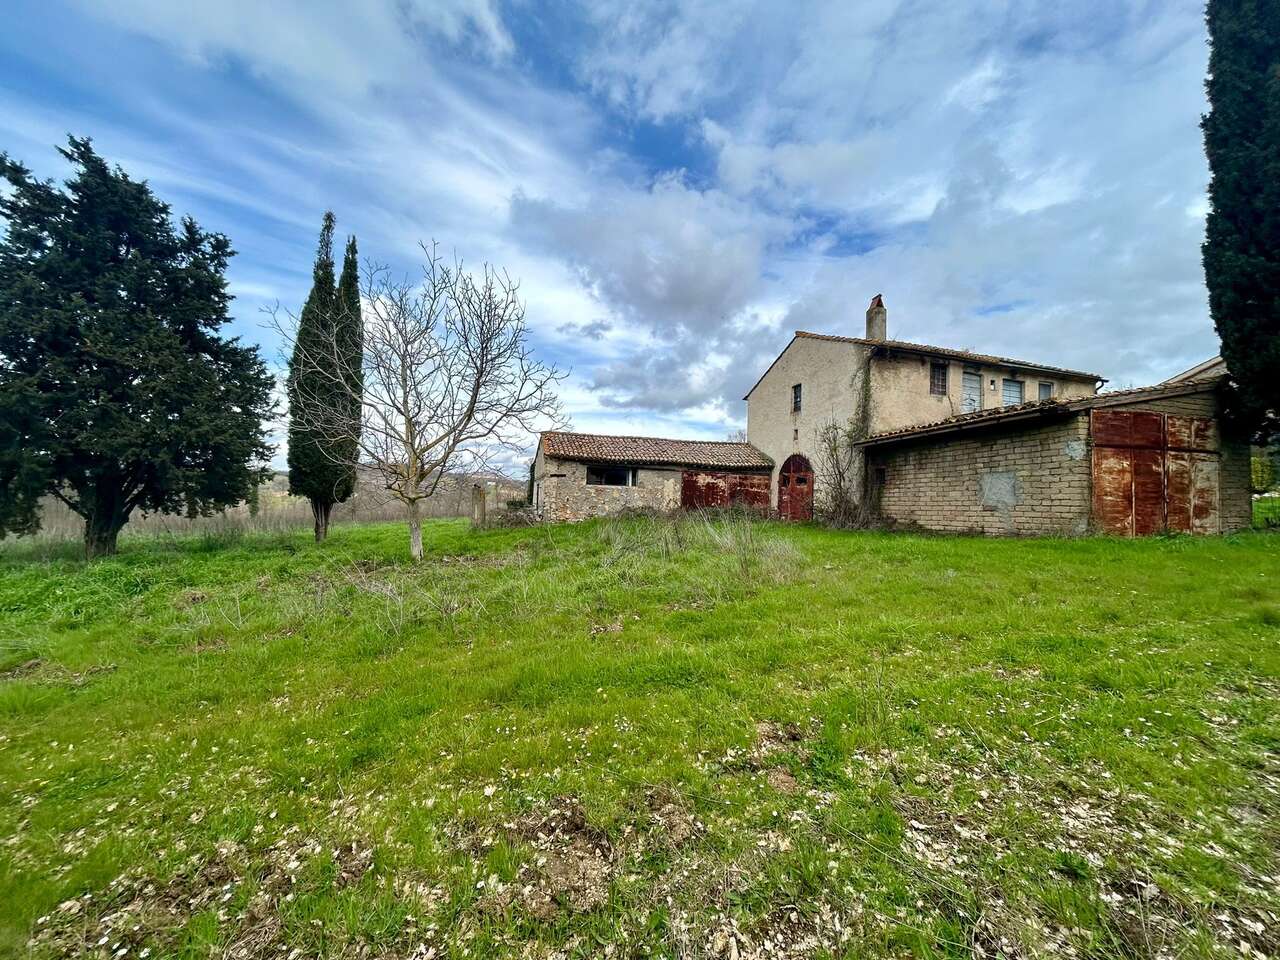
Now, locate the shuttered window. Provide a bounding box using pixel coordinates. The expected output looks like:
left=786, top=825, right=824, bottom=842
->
left=1002, top=378, right=1024, bottom=405
left=1038, top=381, right=1054, bottom=401
left=961, top=371, right=982, bottom=413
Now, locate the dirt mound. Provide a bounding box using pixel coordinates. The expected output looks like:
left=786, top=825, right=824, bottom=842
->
left=485, top=797, right=615, bottom=920
left=646, top=786, right=698, bottom=847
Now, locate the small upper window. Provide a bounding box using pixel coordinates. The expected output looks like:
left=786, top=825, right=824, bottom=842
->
left=929, top=362, right=948, bottom=396
left=791, top=383, right=802, bottom=413
left=1002, top=378, right=1025, bottom=406
left=586, top=465, right=637, bottom=487
left=1038, top=381, right=1054, bottom=401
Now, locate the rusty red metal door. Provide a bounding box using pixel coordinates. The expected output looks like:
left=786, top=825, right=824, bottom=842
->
left=680, top=470, right=770, bottom=510
left=777, top=454, right=814, bottom=521
left=1090, top=410, right=1220, bottom=536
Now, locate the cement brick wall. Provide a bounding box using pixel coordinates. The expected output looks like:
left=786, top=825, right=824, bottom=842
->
left=868, top=416, right=1093, bottom=535
left=533, top=453, right=682, bottom=521
left=867, top=388, right=1251, bottom=537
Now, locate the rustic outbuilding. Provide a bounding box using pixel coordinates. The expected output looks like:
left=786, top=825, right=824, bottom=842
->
left=856, top=378, right=1251, bottom=536
left=533, top=432, right=773, bottom=521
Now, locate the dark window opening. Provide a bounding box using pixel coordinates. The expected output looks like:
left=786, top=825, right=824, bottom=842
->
left=929, top=362, right=948, bottom=395
left=1038, top=381, right=1054, bottom=401
left=792, top=428, right=798, bottom=442
left=586, top=465, right=637, bottom=487
left=795, top=476, right=807, bottom=486
left=874, top=466, right=887, bottom=486
left=791, top=383, right=802, bottom=413
left=780, top=476, right=790, bottom=487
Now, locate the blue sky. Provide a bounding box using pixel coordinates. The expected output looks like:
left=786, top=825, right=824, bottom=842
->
left=1, top=1, right=1218, bottom=468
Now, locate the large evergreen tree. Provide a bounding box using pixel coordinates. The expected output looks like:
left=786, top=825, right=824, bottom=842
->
left=0, top=137, right=274, bottom=557
left=1202, top=0, right=1280, bottom=436
left=286, top=215, right=362, bottom=541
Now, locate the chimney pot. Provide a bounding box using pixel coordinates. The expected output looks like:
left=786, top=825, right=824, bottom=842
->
left=866, top=294, right=887, bottom=340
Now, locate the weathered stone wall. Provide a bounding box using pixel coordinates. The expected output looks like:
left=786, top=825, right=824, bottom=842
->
left=533, top=452, right=683, bottom=521
left=867, top=416, right=1093, bottom=535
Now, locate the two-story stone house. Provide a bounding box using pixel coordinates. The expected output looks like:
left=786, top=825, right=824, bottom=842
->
left=743, top=296, right=1105, bottom=518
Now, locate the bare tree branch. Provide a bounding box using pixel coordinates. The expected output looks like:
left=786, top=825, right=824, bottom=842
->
left=269, top=242, right=566, bottom=558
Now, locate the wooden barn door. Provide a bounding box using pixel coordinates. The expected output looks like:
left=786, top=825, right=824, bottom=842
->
left=1090, top=410, right=1220, bottom=536
left=777, top=454, right=814, bottom=521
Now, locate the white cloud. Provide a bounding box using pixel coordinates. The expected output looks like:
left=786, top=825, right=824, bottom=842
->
left=8, top=0, right=1222, bottom=448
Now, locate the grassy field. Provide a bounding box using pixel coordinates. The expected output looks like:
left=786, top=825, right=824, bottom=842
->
left=1, top=517, right=1277, bottom=959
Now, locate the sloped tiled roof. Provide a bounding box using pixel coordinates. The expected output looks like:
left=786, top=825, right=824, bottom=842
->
left=855, top=378, right=1224, bottom=448
left=540, top=431, right=773, bottom=470
left=795, top=331, right=1106, bottom=380
left=743, top=331, right=1105, bottom=400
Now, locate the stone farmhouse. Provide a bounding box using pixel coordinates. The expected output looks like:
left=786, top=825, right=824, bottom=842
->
left=533, top=296, right=1251, bottom=535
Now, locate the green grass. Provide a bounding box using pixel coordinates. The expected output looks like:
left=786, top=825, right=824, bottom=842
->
left=1, top=516, right=1277, bottom=959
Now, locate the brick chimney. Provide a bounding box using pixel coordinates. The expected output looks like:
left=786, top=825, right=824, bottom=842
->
left=865, top=294, right=887, bottom=340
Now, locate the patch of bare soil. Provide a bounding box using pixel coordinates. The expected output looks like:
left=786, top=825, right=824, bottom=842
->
left=30, top=834, right=375, bottom=959
left=765, top=768, right=798, bottom=795
left=37, top=662, right=118, bottom=687
left=719, top=720, right=812, bottom=776
left=698, top=901, right=858, bottom=960
left=646, top=786, right=699, bottom=848
left=174, top=589, right=209, bottom=608
left=477, top=797, right=616, bottom=921
left=1, top=657, right=42, bottom=681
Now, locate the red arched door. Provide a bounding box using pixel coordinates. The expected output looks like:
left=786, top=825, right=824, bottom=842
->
left=778, top=454, right=814, bottom=521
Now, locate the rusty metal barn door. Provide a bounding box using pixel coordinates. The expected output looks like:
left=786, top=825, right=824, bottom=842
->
left=1090, top=410, right=1220, bottom=536
left=681, top=471, right=771, bottom=510
left=777, top=454, right=814, bottom=521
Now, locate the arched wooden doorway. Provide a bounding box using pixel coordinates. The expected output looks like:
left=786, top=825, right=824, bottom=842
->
left=777, top=454, right=814, bottom=521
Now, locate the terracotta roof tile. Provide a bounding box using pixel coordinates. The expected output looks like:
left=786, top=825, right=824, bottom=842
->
left=540, top=431, right=773, bottom=470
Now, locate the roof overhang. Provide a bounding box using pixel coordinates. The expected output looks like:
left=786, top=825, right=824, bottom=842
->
left=855, top=378, right=1223, bottom=450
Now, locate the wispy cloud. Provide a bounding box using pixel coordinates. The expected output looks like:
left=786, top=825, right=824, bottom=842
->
left=1, top=0, right=1219, bottom=460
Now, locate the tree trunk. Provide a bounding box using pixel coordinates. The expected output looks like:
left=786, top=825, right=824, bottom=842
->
left=311, top=499, right=332, bottom=542
left=408, top=501, right=423, bottom=561
left=83, top=513, right=123, bottom=559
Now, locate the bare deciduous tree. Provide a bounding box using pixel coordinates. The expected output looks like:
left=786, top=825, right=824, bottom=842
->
left=274, top=244, right=565, bottom=559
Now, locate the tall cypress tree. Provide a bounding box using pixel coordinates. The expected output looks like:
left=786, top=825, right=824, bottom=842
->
left=287, top=213, right=358, bottom=541
left=1202, top=0, right=1280, bottom=437
left=336, top=234, right=363, bottom=497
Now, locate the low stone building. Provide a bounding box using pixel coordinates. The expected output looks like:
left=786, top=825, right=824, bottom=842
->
left=856, top=378, right=1251, bottom=536
left=533, top=432, right=773, bottom=521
